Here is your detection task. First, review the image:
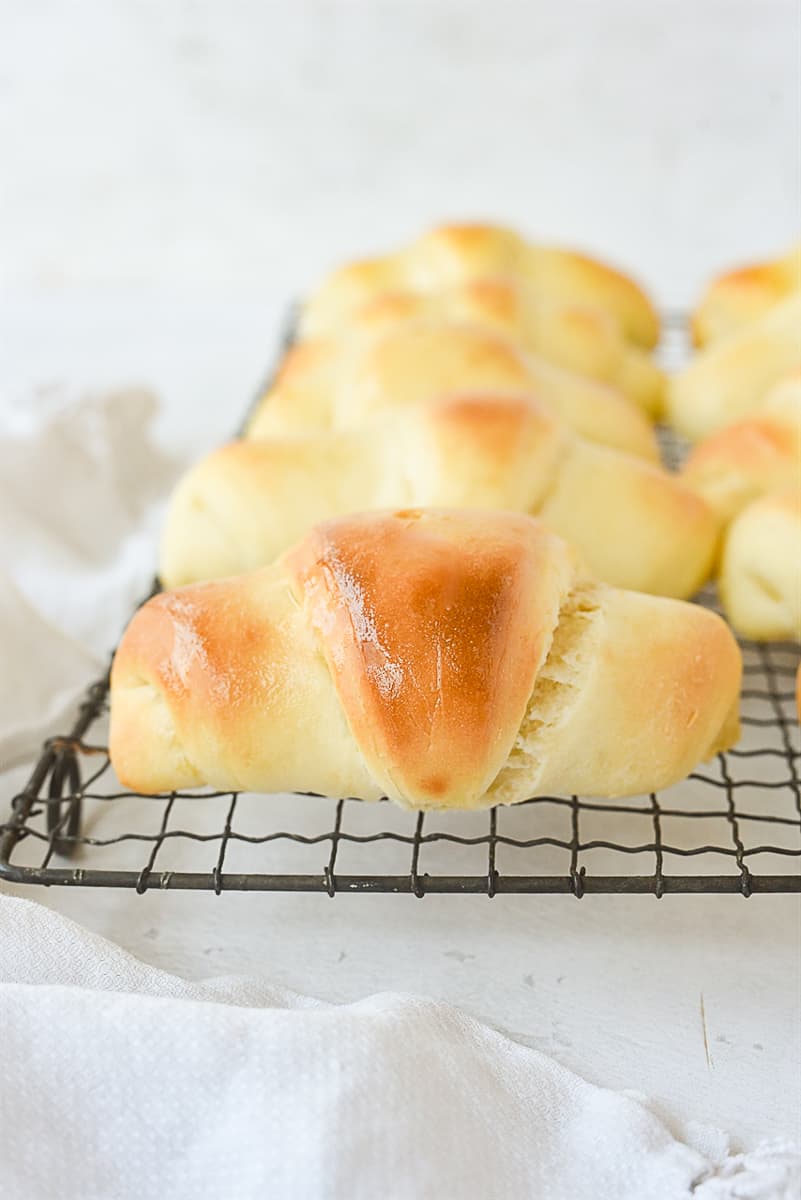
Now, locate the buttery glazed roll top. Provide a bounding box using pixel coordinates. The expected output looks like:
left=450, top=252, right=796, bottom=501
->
left=680, top=374, right=801, bottom=523
left=665, top=292, right=801, bottom=441
left=327, top=277, right=665, bottom=414
left=692, top=243, right=801, bottom=346
left=285, top=510, right=573, bottom=809
left=160, top=394, right=567, bottom=590
left=300, top=222, right=660, bottom=348
left=248, top=319, right=660, bottom=461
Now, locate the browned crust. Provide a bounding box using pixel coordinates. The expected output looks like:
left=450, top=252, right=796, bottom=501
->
left=683, top=416, right=800, bottom=477
left=302, top=221, right=659, bottom=347
left=419, top=224, right=659, bottom=346
left=284, top=508, right=574, bottom=808
left=111, top=582, right=286, bottom=733
left=692, top=248, right=801, bottom=345
left=420, top=392, right=559, bottom=469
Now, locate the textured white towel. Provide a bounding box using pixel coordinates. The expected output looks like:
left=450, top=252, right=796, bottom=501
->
left=0, top=386, right=179, bottom=768
left=0, top=893, right=798, bottom=1200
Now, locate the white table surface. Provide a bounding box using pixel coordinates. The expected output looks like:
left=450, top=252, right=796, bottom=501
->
left=2, top=0, right=800, bottom=1155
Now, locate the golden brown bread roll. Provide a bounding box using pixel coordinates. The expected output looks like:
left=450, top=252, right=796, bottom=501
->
left=112, top=509, right=741, bottom=807
left=303, top=277, right=665, bottom=415
left=248, top=320, right=660, bottom=460
left=680, top=374, right=801, bottom=524
left=719, top=488, right=801, bottom=641
left=665, top=293, right=801, bottom=441
left=692, top=243, right=801, bottom=346
left=162, top=394, right=717, bottom=598
left=300, top=223, right=659, bottom=347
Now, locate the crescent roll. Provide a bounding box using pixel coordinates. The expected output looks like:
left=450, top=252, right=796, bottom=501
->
left=299, top=223, right=659, bottom=348
left=248, top=320, right=660, bottom=461
left=719, top=488, right=801, bottom=642
left=692, top=243, right=801, bottom=346
left=162, top=394, right=717, bottom=598
left=323, top=278, right=665, bottom=415
left=111, top=509, right=741, bottom=807
left=665, top=292, right=801, bottom=441
left=680, top=374, right=801, bottom=524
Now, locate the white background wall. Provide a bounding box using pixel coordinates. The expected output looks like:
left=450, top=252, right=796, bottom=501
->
left=2, top=0, right=799, bottom=300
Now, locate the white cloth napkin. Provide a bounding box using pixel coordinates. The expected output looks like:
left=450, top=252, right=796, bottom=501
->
left=1, top=390, right=799, bottom=1199
left=1, top=893, right=798, bottom=1200
left=0, top=386, right=180, bottom=768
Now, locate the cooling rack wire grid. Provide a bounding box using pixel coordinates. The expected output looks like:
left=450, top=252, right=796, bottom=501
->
left=2, top=313, right=799, bottom=896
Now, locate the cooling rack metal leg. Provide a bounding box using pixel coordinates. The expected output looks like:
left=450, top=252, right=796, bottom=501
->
left=45, top=750, right=82, bottom=859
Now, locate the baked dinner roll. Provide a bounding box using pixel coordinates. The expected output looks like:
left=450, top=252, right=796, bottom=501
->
left=162, top=395, right=717, bottom=598
left=665, top=292, right=801, bottom=441
left=680, top=374, right=801, bottom=523
left=248, top=320, right=660, bottom=461
left=112, top=510, right=741, bottom=807
left=719, top=488, right=801, bottom=641
left=300, top=223, right=659, bottom=348
left=324, top=278, right=665, bottom=415
left=762, top=370, right=801, bottom=416
left=692, top=243, right=801, bottom=346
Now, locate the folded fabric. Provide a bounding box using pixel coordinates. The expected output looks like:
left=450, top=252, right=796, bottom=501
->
left=0, top=895, right=797, bottom=1200
left=0, top=386, right=180, bottom=768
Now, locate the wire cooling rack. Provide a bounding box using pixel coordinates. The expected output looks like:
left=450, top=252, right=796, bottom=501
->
left=1, top=316, right=800, bottom=897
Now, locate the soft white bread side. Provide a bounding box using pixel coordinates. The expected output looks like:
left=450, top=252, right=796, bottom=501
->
left=247, top=320, right=660, bottom=460
left=680, top=373, right=801, bottom=524
left=302, top=278, right=665, bottom=415
left=112, top=510, right=741, bottom=807
left=300, top=222, right=660, bottom=347
left=691, top=243, right=801, bottom=346
left=535, top=437, right=718, bottom=597
left=161, top=395, right=717, bottom=597
left=489, top=585, right=741, bottom=804
left=665, top=293, right=801, bottom=441
left=719, top=488, right=801, bottom=641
